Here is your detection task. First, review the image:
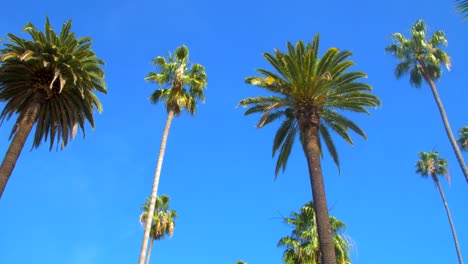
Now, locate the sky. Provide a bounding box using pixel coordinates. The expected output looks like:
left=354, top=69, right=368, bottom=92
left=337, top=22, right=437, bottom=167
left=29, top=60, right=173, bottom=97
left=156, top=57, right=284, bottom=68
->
left=1, top=0, right=468, bottom=263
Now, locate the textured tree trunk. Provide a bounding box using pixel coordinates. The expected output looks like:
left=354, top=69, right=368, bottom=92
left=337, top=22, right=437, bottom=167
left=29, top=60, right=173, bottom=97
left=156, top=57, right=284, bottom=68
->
left=423, top=72, right=468, bottom=183
left=432, top=175, right=464, bottom=264
left=138, top=110, right=175, bottom=264
left=302, top=124, right=337, bottom=264
left=0, top=92, right=43, bottom=199
left=145, top=239, right=154, bottom=264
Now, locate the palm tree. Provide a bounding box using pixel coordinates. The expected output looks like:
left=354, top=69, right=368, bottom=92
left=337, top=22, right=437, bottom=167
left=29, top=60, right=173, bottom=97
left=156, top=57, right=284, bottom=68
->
left=140, top=195, right=177, bottom=264
left=278, top=202, right=351, bottom=264
left=236, top=261, right=248, bottom=264
left=456, top=0, right=468, bottom=18
left=386, top=19, right=468, bottom=183
left=138, top=45, right=207, bottom=264
left=416, top=151, right=464, bottom=264
left=0, top=18, right=106, bottom=198
left=458, top=126, right=468, bottom=151
left=239, top=35, right=380, bottom=264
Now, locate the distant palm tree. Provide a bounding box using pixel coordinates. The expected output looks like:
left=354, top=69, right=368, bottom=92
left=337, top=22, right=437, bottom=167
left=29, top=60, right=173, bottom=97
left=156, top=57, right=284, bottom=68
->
left=0, top=18, right=106, bottom=198
left=386, top=19, right=468, bottom=183
left=140, top=195, right=177, bottom=264
left=458, top=126, right=468, bottom=151
left=236, top=260, right=248, bottom=264
left=138, top=45, right=207, bottom=264
left=456, top=0, right=468, bottom=18
left=239, top=35, right=380, bottom=264
left=416, top=151, right=463, bottom=264
left=278, top=202, right=351, bottom=264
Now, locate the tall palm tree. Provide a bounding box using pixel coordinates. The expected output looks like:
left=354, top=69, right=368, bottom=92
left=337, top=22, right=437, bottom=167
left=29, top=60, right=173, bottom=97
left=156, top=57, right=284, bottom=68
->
left=386, top=19, right=468, bottom=183
left=0, top=18, right=106, bottom=198
left=138, top=45, right=207, bottom=264
left=239, top=35, right=380, bottom=264
left=140, top=194, right=177, bottom=264
left=416, top=151, right=464, bottom=264
left=456, top=0, right=468, bottom=18
left=278, top=202, right=351, bottom=264
left=458, top=126, right=468, bottom=151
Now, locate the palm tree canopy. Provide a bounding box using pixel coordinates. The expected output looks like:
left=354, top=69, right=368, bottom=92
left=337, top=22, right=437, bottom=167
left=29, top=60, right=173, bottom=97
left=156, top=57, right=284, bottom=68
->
left=0, top=18, right=107, bottom=150
left=416, top=151, right=449, bottom=181
left=140, top=194, right=178, bottom=240
left=238, top=34, right=380, bottom=176
left=145, top=45, right=207, bottom=116
left=385, top=19, right=451, bottom=87
left=458, top=126, right=468, bottom=151
left=277, top=201, right=351, bottom=264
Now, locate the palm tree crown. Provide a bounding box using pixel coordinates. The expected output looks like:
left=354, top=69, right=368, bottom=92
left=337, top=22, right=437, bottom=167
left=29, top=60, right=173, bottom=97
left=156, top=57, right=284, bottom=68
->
left=278, top=202, right=351, bottom=264
left=385, top=19, right=450, bottom=87
left=416, top=151, right=449, bottom=180
left=458, top=126, right=468, bottom=151
left=0, top=18, right=106, bottom=149
left=145, top=45, right=207, bottom=115
left=239, top=34, right=380, bottom=175
left=140, top=194, right=178, bottom=241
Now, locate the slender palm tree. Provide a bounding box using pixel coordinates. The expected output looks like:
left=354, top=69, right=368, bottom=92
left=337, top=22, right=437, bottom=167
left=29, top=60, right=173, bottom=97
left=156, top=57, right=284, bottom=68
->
left=278, top=202, right=351, bottom=264
left=0, top=18, right=106, bottom=198
left=239, top=35, right=380, bottom=264
left=386, top=19, right=468, bottom=183
left=138, top=45, right=207, bottom=264
left=416, top=151, right=464, bottom=264
left=458, top=126, right=468, bottom=151
left=140, top=194, right=177, bottom=264
left=456, top=0, right=468, bottom=18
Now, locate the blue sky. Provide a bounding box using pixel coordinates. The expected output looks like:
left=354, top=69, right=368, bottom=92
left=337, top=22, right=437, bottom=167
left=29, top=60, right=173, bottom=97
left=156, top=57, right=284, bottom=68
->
left=1, top=0, right=468, bottom=263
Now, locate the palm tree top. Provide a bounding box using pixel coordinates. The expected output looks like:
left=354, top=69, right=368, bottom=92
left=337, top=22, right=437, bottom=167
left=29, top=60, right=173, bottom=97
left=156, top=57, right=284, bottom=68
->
left=140, top=194, right=178, bottom=240
left=239, top=34, right=380, bottom=175
left=0, top=17, right=106, bottom=150
left=416, top=151, right=450, bottom=181
left=385, top=19, right=451, bottom=87
left=145, top=45, right=207, bottom=116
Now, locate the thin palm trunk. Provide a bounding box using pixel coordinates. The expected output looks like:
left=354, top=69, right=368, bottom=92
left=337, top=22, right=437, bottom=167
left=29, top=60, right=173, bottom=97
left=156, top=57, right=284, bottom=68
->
left=432, top=175, right=464, bottom=264
left=138, top=110, right=175, bottom=264
left=0, top=92, right=44, bottom=198
left=145, top=239, right=154, bottom=264
left=422, top=69, right=468, bottom=183
left=302, top=124, right=337, bottom=264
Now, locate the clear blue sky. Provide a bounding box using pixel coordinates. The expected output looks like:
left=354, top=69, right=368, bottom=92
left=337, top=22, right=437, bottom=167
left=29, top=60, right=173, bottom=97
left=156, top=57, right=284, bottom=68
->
left=1, top=1, right=468, bottom=263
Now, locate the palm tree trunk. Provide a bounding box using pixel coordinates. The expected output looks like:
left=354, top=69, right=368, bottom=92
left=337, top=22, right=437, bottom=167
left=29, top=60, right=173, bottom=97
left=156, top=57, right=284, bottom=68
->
left=138, top=110, right=175, bottom=264
left=145, top=239, right=154, bottom=264
left=0, top=92, right=43, bottom=198
left=302, top=124, right=337, bottom=264
left=432, top=175, right=464, bottom=264
left=424, top=73, right=468, bottom=183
